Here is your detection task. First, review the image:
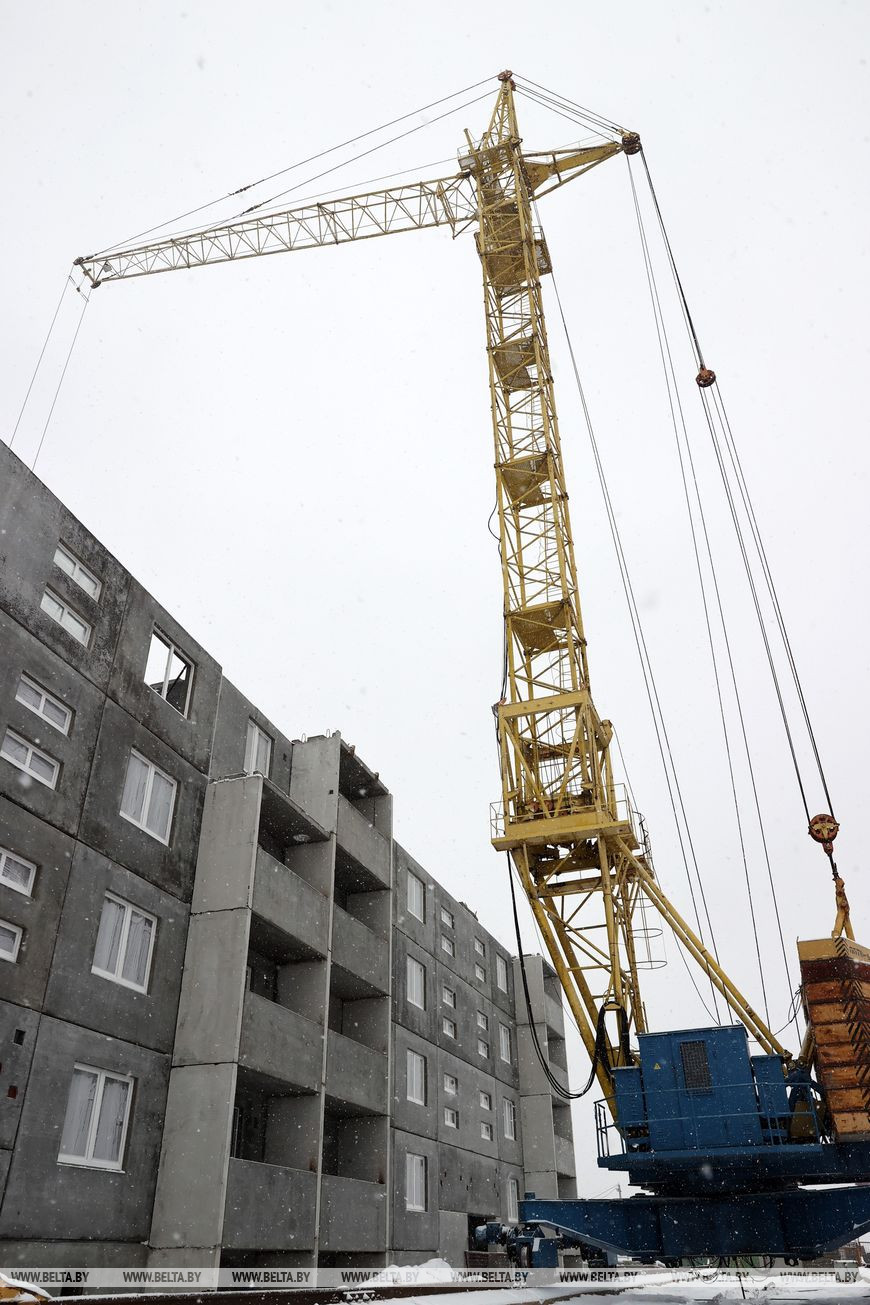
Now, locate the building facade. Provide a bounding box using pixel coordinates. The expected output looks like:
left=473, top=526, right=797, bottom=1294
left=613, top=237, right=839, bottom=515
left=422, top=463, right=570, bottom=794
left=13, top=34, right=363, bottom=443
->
left=0, top=441, right=575, bottom=1270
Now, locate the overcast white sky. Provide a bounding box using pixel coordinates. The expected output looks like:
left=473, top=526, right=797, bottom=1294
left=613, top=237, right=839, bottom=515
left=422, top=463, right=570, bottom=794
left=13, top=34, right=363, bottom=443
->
left=2, top=1, right=868, bottom=1191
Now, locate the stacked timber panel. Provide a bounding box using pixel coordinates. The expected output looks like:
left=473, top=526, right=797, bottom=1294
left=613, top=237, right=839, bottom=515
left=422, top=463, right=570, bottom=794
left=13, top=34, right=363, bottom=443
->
left=798, top=936, right=870, bottom=1138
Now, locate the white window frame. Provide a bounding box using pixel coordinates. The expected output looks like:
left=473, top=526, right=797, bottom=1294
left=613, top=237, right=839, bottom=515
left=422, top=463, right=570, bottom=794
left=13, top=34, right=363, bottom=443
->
left=1, top=728, right=59, bottom=789
left=0, top=919, right=23, bottom=963
left=481, top=1121, right=494, bottom=1142
left=443, top=1073, right=458, bottom=1096
left=507, top=1177, right=520, bottom=1222
left=41, top=587, right=91, bottom=646
left=405, top=1152, right=427, bottom=1212
left=479, top=1090, right=492, bottom=1111
left=244, top=719, right=272, bottom=777
left=406, top=955, right=426, bottom=1010
left=0, top=847, right=37, bottom=898
left=503, top=1098, right=517, bottom=1140
left=442, top=985, right=456, bottom=1008
left=474, top=962, right=487, bottom=983
left=477, top=1038, right=489, bottom=1058
left=444, top=1106, right=459, bottom=1129
left=474, top=937, right=486, bottom=956
left=407, top=871, right=425, bottom=923
left=119, top=750, right=177, bottom=845
left=15, top=673, right=72, bottom=735
left=496, top=954, right=509, bottom=992
left=440, top=906, right=454, bottom=928
left=499, top=1024, right=512, bottom=1063
left=406, top=1048, right=426, bottom=1106
left=442, top=1016, right=457, bottom=1039
left=441, top=934, right=455, bottom=957
left=477, top=1011, right=489, bottom=1031
left=145, top=629, right=194, bottom=718
left=58, top=1063, right=133, bottom=1171
left=54, top=542, right=101, bottom=600
left=91, top=892, right=157, bottom=994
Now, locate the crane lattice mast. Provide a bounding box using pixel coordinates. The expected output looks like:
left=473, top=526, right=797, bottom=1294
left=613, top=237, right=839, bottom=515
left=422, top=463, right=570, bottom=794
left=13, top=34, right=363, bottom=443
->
left=76, top=73, right=786, bottom=1105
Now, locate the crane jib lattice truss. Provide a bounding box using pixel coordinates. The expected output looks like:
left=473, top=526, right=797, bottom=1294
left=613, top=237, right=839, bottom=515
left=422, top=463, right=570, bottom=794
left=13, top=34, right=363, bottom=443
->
left=76, top=74, right=786, bottom=1108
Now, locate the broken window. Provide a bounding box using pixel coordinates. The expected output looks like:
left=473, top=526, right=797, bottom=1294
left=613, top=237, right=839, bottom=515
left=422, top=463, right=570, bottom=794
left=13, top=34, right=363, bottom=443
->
left=144, top=630, right=193, bottom=717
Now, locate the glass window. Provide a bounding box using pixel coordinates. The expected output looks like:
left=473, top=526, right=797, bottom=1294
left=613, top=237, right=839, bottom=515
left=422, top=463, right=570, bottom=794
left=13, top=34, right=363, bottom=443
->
left=442, top=1017, right=457, bottom=1039
left=442, top=985, right=456, bottom=1008
left=440, top=906, right=454, bottom=928
left=443, top=1073, right=458, bottom=1096
left=16, top=673, right=72, bottom=735
left=1, top=729, right=59, bottom=789
left=120, top=751, right=176, bottom=844
left=405, top=1153, right=427, bottom=1212
left=0, top=919, right=23, bottom=963
left=499, top=1024, right=512, bottom=1063
left=474, top=938, right=486, bottom=956
left=406, top=956, right=426, bottom=1010
left=507, top=1177, right=519, bottom=1222
left=406, top=1049, right=426, bottom=1105
left=503, top=1098, right=517, bottom=1140
left=0, top=847, right=37, bottom=897
left=481, top=1121, right=493, bottom=1141
left=41, top=587, right=91, bottom=645
left=441, top=934, right=455, bottom=957
left=58, top=1064, right=132, bottom=1169
left=54, top=543, right=101, bottom=600
left=479, top=1090, right=492, bottom=1111
left=477, top=1038, right=489, bottom=1059
left=407, top=871, right=425, bottom=922
left=92, top=894, right=157, bottom=993
left=144, top=630, right=194, bottom=717
left=477, top=1011, right=489, bottom=1031
left=444, top=1106, right=458, bottom=1129
left=244, top=719, right=272, bottom=777
left=496, top=954, right=509, bottom=991
left=474, top=962, right=486, bottom=983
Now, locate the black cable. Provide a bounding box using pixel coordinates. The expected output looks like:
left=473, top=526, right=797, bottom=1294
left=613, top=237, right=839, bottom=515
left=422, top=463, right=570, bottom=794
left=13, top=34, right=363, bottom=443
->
left=32, top=288, right=91, bottom=472
left=93, top=76, right=495, bottom=256
left=8, top=276, right=73, bottom=449
left=512, top=74, right=623, bottom=135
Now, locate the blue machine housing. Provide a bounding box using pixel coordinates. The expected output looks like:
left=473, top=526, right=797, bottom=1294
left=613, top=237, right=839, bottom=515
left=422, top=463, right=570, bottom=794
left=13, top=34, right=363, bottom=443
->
left=516, top=1025, right=870, bottom=1259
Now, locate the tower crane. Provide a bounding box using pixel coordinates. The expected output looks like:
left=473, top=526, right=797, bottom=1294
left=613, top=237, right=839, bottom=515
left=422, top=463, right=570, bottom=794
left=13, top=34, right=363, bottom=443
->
left=75, top=72, right=870, bottom=1262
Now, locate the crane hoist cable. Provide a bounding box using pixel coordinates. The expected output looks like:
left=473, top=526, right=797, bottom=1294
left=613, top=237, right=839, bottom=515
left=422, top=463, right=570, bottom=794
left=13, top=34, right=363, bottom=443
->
left=8, top=274, right=74, bottom=450
left=92, top=76, right=496, bottom=257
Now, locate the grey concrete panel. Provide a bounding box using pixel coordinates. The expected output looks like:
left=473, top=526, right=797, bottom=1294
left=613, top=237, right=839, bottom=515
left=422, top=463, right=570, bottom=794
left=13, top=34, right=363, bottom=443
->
left=393, top=934, right=436, bottom=1044
left=336, top=797, right=389, bottom=888
left=436, top=1045, right=497, bottom=1158
left=190, top=777, right=259, bottom=914
left=208, top=678, right=293, bottom=793
left=438, top=1210, right=469, bottom=1267
left=107, top=580, right=221, bottom=775
left=346, top=886, right=390, bottom=941
left=554, top=1132, right=576, bottom=1177
left=516, top=1024, right=554, bottom=1097
left=437, top=1142, right=500, bottom=1220
left=390, top=1026, right=437, bottom=1141
left=393, top=844, right=436, bottom=951
left=0, top=446, right=131, bottom=694
left=288, top=735, right=340, bottom=834
left=0, top=611, right=107, bottom=837
left=173, top=908, right=249, bottom=1066
left=519, top=1094, right=557, bottom=1173
left=0, top=798, right=74, bottom=1011
left=326, top=1029, right=387, bottom=1115
left=0, top=1001, right=40, bottom=1150
left=277, top=958, right=328, bottom=1023
left=265, top=1096, right=321, bottom=1171
left=254, top=848, right=329, bottom=960
left=0, top=1015, right=169, bottom=1241
left=320, top=1174, right=387, bottom=1254
left=0, top=1240, right=148, bottom=1267
left=494, top=1081, right=523, bottom=1168
left=223, top=1159, right=316, bottom=1251
left=0, top=1147, right=10, bottom=1205
left=149, top=1060, right=236, bottom=1252
left=323, top=1114, right=387, bottom=1184
left=332, top=905, right=388, bottom=995
left=78, top=698, right=207, bottom=901
left=44, top=843, right=189, bottom=1053
left=523, top=1170, right=559, bottom=1199
left=239, top=991, right=322, bottom=1093
left=390, top=1130, right=439, bottom=1253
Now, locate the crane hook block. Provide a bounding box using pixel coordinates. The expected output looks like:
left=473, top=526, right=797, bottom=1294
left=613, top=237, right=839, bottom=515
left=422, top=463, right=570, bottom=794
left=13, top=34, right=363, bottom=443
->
left=696, top=367, right=717, bottom=388
left=622, top=132, right=642, bottom=155
left=809, top=813, right=840, bottom=845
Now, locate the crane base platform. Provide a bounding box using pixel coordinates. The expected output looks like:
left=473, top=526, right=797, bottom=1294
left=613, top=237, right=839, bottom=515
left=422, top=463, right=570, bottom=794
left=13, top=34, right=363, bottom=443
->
left=520, top=1185, right=870, bottom=1260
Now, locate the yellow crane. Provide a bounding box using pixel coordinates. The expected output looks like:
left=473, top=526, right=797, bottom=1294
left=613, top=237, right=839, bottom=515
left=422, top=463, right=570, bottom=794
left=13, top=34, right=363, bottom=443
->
left=77, top=70, right=785, bottom=1105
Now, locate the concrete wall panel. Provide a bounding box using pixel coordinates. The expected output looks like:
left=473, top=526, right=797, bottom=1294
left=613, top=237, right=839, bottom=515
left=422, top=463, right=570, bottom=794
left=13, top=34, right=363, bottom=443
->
left=0, top=799, right=74, bottom=1011
left=174, top=909, right=249, bottom=1066
left=223, top=1158, right=316, bottom=1251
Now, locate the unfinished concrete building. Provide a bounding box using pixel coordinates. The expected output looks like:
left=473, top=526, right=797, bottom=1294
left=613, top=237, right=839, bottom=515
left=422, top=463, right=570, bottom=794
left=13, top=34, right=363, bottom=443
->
left=0, top=441, right=576, bottom=1270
